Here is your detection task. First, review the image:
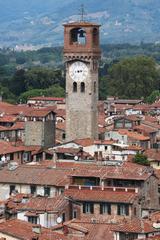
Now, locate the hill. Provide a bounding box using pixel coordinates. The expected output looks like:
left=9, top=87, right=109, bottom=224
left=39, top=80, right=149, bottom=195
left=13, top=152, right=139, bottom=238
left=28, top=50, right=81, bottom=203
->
left=0, top=0, right=160, bottom=47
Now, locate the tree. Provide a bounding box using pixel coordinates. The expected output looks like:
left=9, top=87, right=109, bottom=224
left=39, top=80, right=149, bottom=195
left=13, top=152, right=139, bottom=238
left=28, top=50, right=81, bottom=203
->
left=19, top=89, right=45, bottom=103
left=105, top=56, right=159, bottom=99
left=0, top=84, right=16, bottom=103
left=146, top=90, right=160, bottom=103
left=133, top=153, right=149, bottom=166
left=19, top=84, right=65, bottom=103
left=99, top=76, right=108, bottom=100
left=44, top=84, right=65, bottom=97
left=24, top=67, right=63, bottom=90
left=9, top=69, right=26, bottom=96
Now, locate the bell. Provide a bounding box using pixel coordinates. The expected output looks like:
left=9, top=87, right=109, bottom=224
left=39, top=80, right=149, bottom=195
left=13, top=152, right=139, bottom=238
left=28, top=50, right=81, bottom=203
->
left=79, top=30, right=84, bottom=38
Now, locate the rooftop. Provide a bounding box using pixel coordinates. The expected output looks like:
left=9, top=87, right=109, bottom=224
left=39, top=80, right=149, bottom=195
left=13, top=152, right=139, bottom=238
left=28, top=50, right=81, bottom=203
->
left=0, top=164, right=71, bottom=187
left=64, top=185, right=138, bottom=203
left=0, top=219, right=67, bottom=240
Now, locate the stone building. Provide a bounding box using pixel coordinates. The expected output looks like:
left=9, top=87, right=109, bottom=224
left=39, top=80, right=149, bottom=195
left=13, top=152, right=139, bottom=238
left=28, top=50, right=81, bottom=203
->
left=64, top=21, right=101, bottom=141
left=24, top=109, right=55, bottom=148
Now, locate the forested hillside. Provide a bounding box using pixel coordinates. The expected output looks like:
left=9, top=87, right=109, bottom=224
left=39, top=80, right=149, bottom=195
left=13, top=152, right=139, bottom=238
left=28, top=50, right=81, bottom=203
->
left=0, top=43, right=160, bottom=103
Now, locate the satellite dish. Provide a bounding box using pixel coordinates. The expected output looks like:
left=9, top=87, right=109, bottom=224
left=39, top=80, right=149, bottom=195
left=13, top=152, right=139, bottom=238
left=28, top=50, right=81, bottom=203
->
left=74, top=156, right=78, bottom=161
left=56, top=217, right=62, bottom=224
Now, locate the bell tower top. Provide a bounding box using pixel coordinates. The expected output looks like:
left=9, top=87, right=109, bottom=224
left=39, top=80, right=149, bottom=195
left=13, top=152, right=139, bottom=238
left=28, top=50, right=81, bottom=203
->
left=63, top=21, right=101, bottom=60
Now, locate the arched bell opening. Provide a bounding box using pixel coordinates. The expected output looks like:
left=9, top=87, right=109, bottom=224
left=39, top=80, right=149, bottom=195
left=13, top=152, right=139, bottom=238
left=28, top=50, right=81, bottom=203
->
left=70, top=28, right=86, bottom=45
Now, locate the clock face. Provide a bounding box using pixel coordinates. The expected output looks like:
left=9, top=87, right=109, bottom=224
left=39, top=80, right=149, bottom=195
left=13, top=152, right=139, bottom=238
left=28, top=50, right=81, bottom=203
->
left=69, top=61, right=88, bottom=81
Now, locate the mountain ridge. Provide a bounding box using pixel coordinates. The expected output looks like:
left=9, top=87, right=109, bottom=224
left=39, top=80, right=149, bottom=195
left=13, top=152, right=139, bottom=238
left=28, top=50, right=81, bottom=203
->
left=0, top=0, right=160, bottom=47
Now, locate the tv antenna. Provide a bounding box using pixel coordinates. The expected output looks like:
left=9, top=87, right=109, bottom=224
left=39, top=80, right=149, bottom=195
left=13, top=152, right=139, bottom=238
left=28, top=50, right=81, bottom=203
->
left=79, top=4, right=86, bottom=22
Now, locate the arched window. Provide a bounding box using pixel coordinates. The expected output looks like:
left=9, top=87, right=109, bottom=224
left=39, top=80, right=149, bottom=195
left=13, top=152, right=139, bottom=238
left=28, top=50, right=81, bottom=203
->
left=73, top=82, right=77, bottom=92
left=70, top=28, right=86, bottom=45
left=81, top=82, right=85, bottom=92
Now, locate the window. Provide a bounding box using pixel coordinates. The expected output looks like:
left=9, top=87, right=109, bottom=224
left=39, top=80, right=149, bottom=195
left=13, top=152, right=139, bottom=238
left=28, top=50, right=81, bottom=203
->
left=100, top=203, right=111, bottom=215
left=94, top=81, right=96, bottom=93
left=10, top=153, right=14, bottom=161
left=62, top=133, right=66, bottom=140
left=10, top=185, right=15, bottom=195
left=30, top=185, right=36, bottom=195
left=62, top=213, right=65, bottom=222
left=73, top=210, right=77, bottom=219
left=44, top=186, right=50, bottom=196
left=81, top=82, right=85, bottom=92
left=83, top=202, right=94, bottom=214
left=73, top=82, right=77, bottom=92
left=134, top=207, right=137, bottom=216
left=105, top=146, right=108, bottom=151
left=28, top=216, right=38, bottom=224
left=117, top=204, right=129, bottom=216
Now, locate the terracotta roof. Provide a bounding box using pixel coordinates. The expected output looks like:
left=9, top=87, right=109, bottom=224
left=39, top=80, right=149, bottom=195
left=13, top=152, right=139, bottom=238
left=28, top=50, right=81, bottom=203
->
left=0, top=164, right=71, bottom=187
left=145, top=149, right=160, bottom=161
left=144, top=115, right=159, bottom=124
left=125, top=115, right=142, bottom=122
left=0, top=141, right=25, bottom=155
left=7, top=195, right=68, bottom=213
left=118, top=129, right=150, bottom=141
left=64, top=186, right=138, bottom=203
left=69, top=162, right=153, bottom=181
left=150, top=211, right=160, bottom=222
left=29, top=97, right=64, bottom=102
left=0, top=121, right=24, bottom=132
left=0, top=115, right=17, bottom=123
left=55, top=147, right=91, bottom=158
left=59, top=218, right=114, bottom=240
left=134, top=124, right=158, bottom=134
left=74, top=138, right=95, bottom=147
left=111, top=104, right=132, bottom=111
left=114, top=218, right=160, bottom=234
left=106, top=99, right=142, bottom=105
left=25, top=109, right=55, bottom=117
left=151, top=100, right=160, bottom=108
left=54, top=109, right=66, bottom=117
left=0, top=219, right=67, bottom=240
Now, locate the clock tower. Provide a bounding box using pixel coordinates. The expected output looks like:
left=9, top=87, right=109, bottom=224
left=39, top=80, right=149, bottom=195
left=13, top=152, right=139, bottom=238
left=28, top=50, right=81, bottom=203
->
left=63, top=21, right=101, bottom=141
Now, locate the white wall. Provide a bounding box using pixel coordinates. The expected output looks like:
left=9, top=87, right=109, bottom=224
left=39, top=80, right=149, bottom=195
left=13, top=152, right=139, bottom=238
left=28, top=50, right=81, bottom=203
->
left=0, top=183, right=58, bottom=200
